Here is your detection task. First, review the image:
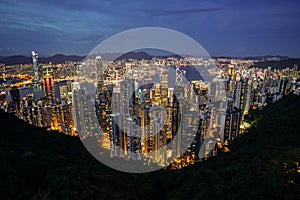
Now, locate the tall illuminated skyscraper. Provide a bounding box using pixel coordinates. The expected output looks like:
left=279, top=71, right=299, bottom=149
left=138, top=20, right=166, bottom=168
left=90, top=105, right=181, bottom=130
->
left=161, top=71, right=169, bottom=106
left=44, top=69, right=55, bottom=103
left=227, top=64, right=235, bottom=77
left=32, top=51, right=40, bottom=82
left=95, top=56, right=103, bottom=80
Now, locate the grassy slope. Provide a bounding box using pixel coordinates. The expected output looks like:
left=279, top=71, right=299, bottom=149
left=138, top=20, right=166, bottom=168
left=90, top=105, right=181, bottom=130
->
left=0, top=94, right=299, bottom=200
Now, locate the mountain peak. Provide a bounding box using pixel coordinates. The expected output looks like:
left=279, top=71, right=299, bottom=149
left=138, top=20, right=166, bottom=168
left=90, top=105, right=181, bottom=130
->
left=114, top=51, right=152, bottom=61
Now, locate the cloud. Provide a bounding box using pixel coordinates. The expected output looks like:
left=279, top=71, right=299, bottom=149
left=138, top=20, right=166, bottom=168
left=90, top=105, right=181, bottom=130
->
left=1, top=0, right=300, bottom=57
left=134, top=7, right=223, bottom=17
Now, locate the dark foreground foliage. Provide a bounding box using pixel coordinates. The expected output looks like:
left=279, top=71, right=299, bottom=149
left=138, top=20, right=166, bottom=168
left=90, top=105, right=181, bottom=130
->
left=0, top=94, right=299, bottom=200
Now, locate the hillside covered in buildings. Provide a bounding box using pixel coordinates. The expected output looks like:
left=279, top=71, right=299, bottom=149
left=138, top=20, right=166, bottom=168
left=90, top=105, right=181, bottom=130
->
left=2, top=52, right=299, bottom=170
left=0, top=94, right=299, bottom=200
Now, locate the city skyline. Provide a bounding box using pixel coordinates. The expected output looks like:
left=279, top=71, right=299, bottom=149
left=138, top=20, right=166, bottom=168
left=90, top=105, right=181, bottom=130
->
left=1, top=48, right=299, bottom=171
left=1, top=0, right=300, bottom=198
left=1, top=0, right=300, bottom=57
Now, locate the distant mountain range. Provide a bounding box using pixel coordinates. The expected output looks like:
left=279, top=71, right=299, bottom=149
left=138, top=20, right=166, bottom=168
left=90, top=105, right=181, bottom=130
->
left=0, top=50, right=182, bottom=65
left=114, top=49, right=183, bottom=61
left=1, top=52, right=299, bottom=67
left=0, top=54, right=85, bottom=65
left=212, top=55, right=292, bottom=61
left=252, top=58, right=300, bottom=69
left=243, top=55, right=290, bottom=61
left=114, top=51, right=152, bottom=61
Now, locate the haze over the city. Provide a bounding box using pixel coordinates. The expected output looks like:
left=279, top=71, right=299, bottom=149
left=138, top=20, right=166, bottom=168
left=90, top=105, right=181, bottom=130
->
left=1, top=0, right=300, bottom=57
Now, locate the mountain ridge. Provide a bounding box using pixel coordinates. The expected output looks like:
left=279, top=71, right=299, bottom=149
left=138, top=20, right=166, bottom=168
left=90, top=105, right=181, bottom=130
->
left=252, top=58, right=300, bottom=69
left=1, top=53, right=299, bottom=66
left=0, top=54, right=85, bottom=65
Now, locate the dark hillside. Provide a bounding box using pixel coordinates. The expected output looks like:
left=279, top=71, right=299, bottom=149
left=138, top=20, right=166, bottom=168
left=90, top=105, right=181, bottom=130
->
left=0, top=94, right=299, bottom=199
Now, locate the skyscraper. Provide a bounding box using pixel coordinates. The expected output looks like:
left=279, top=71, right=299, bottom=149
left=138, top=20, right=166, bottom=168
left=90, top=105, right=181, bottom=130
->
left=44, top=71, right=55, bottom=103
left=32, top=51, right=40, bottom=82
left=95, top=56, right=103, bottom=80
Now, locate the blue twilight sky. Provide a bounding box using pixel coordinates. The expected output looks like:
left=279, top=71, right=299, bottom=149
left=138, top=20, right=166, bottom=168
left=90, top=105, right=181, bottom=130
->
left=0, top=0, right=300, bottom=57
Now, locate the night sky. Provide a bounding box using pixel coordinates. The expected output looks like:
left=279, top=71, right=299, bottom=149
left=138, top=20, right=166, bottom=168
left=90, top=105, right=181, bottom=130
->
left=1, top=0, right=300, bottom=57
